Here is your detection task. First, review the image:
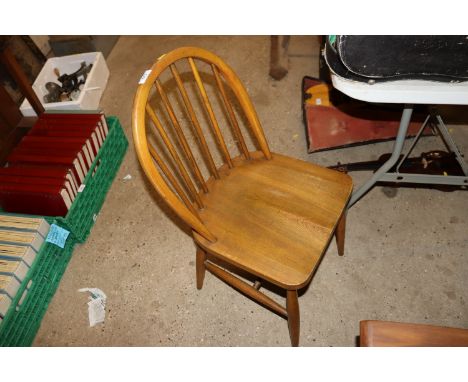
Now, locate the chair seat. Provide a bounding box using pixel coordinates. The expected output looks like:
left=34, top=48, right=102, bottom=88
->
left=194, top=152, right=353, bottom=289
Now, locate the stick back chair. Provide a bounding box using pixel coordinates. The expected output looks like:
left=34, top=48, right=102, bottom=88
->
left=132, top=47, right=353, bottom=346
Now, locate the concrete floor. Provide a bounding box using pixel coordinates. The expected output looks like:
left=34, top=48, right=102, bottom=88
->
left=33, top=36, right=467, bottom=346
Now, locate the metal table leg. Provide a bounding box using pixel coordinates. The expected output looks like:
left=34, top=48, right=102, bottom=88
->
left=348, top=105, right=468, bottom=207
left=348, top=105, right=414, bottom=207
left=435, top=114, right=468, bottom=176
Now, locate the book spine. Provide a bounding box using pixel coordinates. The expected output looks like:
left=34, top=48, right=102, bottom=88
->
left=0, top=216, right=50, bottom=239
left=0, top=245, right=37, bottom=267
left=0, top=230, right=43, bottom=252
left=0, top=259, right=29, bottom=283
left=0, top=275, right=21, bottom=299
left=0, top=294, right=12, bottom=318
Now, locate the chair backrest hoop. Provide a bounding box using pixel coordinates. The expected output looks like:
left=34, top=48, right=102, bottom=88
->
left=132, top=47, right=272, bottom=242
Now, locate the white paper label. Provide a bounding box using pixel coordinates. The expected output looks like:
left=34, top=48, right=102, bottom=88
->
left=139, top=70, right=152, bottom=84
left=78, top=288, right=107, bottom=327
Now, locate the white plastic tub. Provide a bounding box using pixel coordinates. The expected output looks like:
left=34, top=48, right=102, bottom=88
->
left=20, top=52, right=109, bottom=117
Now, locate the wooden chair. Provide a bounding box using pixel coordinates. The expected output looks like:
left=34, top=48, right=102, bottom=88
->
left=360, top=320, right=468, bottom=347
left=132, top=47, right=353, bottom=346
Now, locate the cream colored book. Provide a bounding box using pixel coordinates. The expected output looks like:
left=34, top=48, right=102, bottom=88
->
left=0, top=259, right=30, bottom=282
left=0, top=243, right=37, bottom=266
left=73, top=158, right=85, bottom=183
left=95, top=124, right=104, bottom=146
left=67, top=170, right=79, bottom=195
left=82, top=143, right=93, bottom=168
left=63, top=179, right=76, bottom=200
left=90, top=131, right=100, bottom=155
left=76, top=152, right=88, bottom=176
left=85, top=139, right=95, bottom=162
left=0, top=275, right=21, bottom=299
left=0, top=229, right=44, bottom=252
left=97, top=121, right=106, bottom=143
left=100, top=114, right=109, bottom=135
left=0, top=293, right=12, bottom=318
left=0, top=215, right=50, bottom=238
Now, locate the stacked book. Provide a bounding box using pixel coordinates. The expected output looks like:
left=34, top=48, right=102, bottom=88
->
left=0, top=113, right=108, bottom=217
left=0, top=215, right=50, bottom=321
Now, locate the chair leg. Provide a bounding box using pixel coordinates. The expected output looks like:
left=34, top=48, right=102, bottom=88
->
left=335, top=212, right=346, bottom=256
left=196, top=247, right=207, bottom=290
left=286, top=289, right=300, bottom=347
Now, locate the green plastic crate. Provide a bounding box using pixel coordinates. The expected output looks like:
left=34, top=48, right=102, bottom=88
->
left=50, top=116, right=128, bottom=242
left=0, top=230, right=76, bottom=346
left=0, top=116, right=127, bottom=243
left=0, top=115, right=128, bottom=346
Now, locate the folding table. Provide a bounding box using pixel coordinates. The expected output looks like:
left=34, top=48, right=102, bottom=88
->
left=325, top=37, right=468, bottom=207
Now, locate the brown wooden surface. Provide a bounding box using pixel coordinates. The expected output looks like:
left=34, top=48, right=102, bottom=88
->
left=196, top=246, right=206, bottom=290
left=286, top=290, right=300, bottom=346
left=132, top=47, right=353, bottom=345
left=0, top=46, right=44, bottom=115
left=360, top=320, right=468, bottom=347
left=133, top=47, right=274, bottom=243
left=146, top=104, right=204, bottom=209
left=0, top=125, right=29, bottom=166
left=194, top=151, right=352, bottom=289
left=147, top=143, right=200, bottom=217
left=189, top=57, right=233, bottom=168
left=205, top=260, right=288, bottom=318
left=335, top=212, right=346, bottom=256
left=211, top=64, right=250, bottom=160
left=0, top=84, right=22, bottom=129
left=169, top=63, right=220, bottom=179
left=0, top=42, right=39, bottom=166
left=156, top=79, right=208, bottom=193
left=0, top=87, right=36, bottom=165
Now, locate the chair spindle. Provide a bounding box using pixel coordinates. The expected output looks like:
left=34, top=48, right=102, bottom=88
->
left=211, top=64, right=251, bottom=160
left=155, top=79, right=208, bottom=193
left=169, top=64, right=220, bottom=180
left=148, top=143, right=200, bottom=218
left=146, top=104, right=204, bottom=208
left=188, top=57, right=233, bottom=168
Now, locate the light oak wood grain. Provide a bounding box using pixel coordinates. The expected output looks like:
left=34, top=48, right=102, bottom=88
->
left=360, top=320, right=468, bottom=347
left=196, top=246, right=206, bottom=290
left=132, top=47, right=353, bottom=346
left=287, top=290, right=300, bottom=347
left=194, top=152, right=352, bottom=289
left=336, top=212, right=346, bottom=256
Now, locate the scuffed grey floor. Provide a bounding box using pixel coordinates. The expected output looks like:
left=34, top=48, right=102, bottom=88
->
left=33, top=36, right=467, bottom=346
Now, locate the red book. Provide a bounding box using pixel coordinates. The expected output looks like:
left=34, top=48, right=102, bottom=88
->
left=41, top=113, right=102, bottom=124
left=17, top=138, right=94, bottom=168
left=40, top=113, right=108, bottom=137
left=0, top=173, right=76, bottom=199
left=29, top=123, right=102, bottom=156
left=8, top=145, right=89, bottom=176
left=0, top=182, right=73, bottom=217
left=7, top=149, right=87, bottom=184
left=0, top=165, right=79, bottom=195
